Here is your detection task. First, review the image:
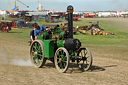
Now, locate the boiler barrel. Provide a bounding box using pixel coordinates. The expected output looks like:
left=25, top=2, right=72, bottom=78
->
left=57, top=39, right=81, bottom=50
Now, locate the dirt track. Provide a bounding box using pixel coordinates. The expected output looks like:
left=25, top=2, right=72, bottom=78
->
left=0, top=18, right=128, bottom=85
left=0, top=33, right=128, bottom=85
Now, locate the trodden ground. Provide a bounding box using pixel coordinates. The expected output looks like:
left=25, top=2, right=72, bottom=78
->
left=0, top=18, right=128, bottom=85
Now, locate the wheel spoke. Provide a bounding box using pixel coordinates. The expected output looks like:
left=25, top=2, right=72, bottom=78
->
left=62, top=56, right=67, bottom=61
left=63, top=62, right=66, bottom=67
left=61, top=58, right=65, bottom=62
left=86, top=60, right=88, bottom=64
left=37, top=54, right=42, bottom=57
left=57, top=61, right=60, bottom=63
left=57, top=58, right=60, bottom=59
left=36, top=59, right=40, bottom=64
left=33, top=56, right=40, bottom=64
left=35, top=42, right=37, bottom=47
left=85, top=51, right=87, bottom=55
left=33, top=46, right=37, bottom=51
left=62, top=51, right=65, bottom=55
left=86, top=56, right=90, bottom=59
left=34, top=43, right=38, bottom=51
left=60, top=62, right=63, bottom=69
left=32, top=56, right=36, bottom=59
left=60, top=50, right=63, bottom=55
left=80, top=52, right=83, bottom=57
left=38, top=45, right=42, bottom=52
left=86, top=60, right=90, bottom=62
left=83, top=60, right=84, bottom=65
left=31, top=51, right=34, bottom=56
left=84, top=50, right=87, bottom=57
left=57, top=54, right=61, bottom=58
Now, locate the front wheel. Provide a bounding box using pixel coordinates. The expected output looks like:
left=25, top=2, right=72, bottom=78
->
left=77, top=47, right=92, bottom=71
left=30, top=40, right=46, bottom=68
left=54, top=47, right=69, bottom=73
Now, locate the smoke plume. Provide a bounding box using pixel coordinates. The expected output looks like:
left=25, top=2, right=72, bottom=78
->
left=0, top=51, right=32, bottom=66
left=10, top=59, right=32, bottom=66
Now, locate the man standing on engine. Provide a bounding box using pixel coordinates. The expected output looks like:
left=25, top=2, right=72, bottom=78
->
left=33, top=23, right=46, bottom=40
left=29, top=23, right=51, bottom=45
left=29, top=23, right=46, bottom=45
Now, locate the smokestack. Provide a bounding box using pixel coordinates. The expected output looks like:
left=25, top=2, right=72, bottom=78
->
left=67, top=5, right=74, bottom=38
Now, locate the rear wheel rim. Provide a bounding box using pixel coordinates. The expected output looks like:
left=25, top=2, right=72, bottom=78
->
left=77, top=47, right=92, bottom=71
left=1, top=26, right=8, bottom=33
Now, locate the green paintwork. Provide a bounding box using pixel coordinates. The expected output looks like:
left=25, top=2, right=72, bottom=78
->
left=36, top=26, right=79, bottom=62
left=69, top=51, right=75, bottom=62
left=56, top=49, right=67, bottom=69
left=43, top=40, right=54, bottom=58
left=38, top=32, right=49, bottom=40
left=57, top=40, right=64, bottom=47
left=59, top=32, right=64, bottom=38
left=31, top=42, right=42, bottom=66
left=56, top=27, right=61, bottom=33
left=69, top=51, right=75, bottom=56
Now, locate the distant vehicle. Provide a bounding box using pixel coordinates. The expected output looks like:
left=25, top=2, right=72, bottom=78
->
left=65, top=14, right=80, bottom=21
left=45, top=14, right=60, bottom=23
left=84, top=13, right=96, bottom=18
left=98, top=12, right=112, bottom=17
left=16, top=21, right=34, bottom=28
left=53, top=12, right=65, bottom=18
left=73, top=14, right=80, bottom=21
left=9, top=13, right=19, bottom=18
left=0, top=20, right=15, bottom=33
left=24, top=12, right=47, bottom=21
left=17, top=11, right=28, bottom=19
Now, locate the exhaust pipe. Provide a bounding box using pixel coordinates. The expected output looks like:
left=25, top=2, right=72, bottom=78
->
left=67, top=5, right=74, bottom=38
left=60, top=6, right=81, bottom=51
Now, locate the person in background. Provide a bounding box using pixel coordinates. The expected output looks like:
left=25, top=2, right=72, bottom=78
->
left=94, top=28, right=97, bottom=35
left=91, top=28, right=93, bottom=35
left=6, top=26, right=9, bottom=32
left=90, top=24, right=94, bottom=35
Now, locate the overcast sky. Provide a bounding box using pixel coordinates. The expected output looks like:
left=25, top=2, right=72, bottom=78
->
left=0, top=0, right=128, bottom=11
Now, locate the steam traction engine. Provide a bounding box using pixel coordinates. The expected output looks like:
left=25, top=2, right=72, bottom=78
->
left=0, top=20, right=15, bottom=33
left=30, top=6, right=92, bottom=73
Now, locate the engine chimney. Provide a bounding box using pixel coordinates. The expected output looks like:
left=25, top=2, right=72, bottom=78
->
left=67, top=5, right=74, bottom=38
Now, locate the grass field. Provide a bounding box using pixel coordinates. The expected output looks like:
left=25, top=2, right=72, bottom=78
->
left=1, top=18, right=128, bottom=60
left=0, top=17, right=128, bottom=85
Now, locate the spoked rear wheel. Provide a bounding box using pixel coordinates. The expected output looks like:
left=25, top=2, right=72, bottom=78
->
left=77, top=47, right=92, bottom=71
left=1, top=25, right=8, bottom=33
left=30, top=40, right=46, bottom=68
left=54, top=47, right=69, bottom=73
